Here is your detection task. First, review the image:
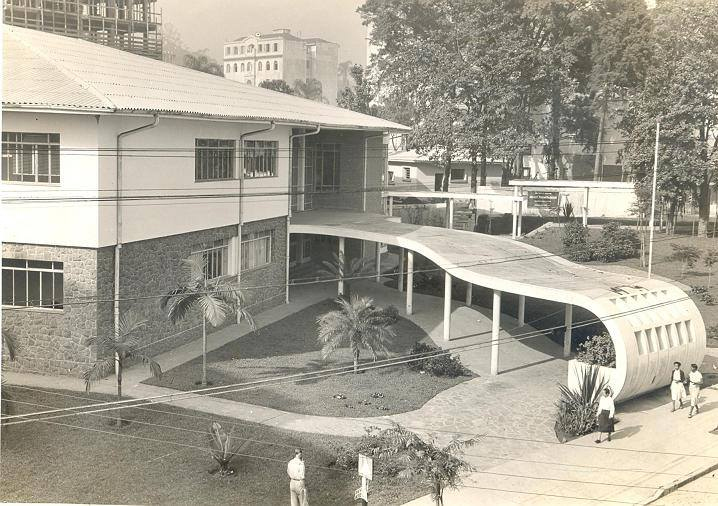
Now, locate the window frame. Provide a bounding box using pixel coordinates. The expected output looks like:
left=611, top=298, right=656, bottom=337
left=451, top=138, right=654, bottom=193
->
left=241, top=231, right=273, bottom=271
left=2, top=132, right=61, bottom=185
left=2, top=258, right=64, bottom=310
left=273, top=42, right=278, bottom=52
left=312, top=143, right=341, bottom=192
left=195, top=139, right=235, bottom=182
left=403, top=167, right=411, bottom=181
left=450, top=168, right=466, bottom=182
left=190, top=239, right=230, bottom=280
left=273, top=60, right=278, bottom=70
left=243, top=140, right=278, bottom=179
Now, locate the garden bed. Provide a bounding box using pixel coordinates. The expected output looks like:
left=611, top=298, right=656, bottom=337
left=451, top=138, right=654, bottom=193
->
left=145, top=299, right=472, bottom=417
left=0, top=387, right=426, bottom=506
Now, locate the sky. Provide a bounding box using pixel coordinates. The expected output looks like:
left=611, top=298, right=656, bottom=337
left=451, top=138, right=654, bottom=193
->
left=157, top=0, right=368, bottom=65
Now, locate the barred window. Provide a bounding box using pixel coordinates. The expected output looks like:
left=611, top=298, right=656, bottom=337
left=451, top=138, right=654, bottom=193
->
left=191, top=239, right=229, bottom=279
left=274, top=60, right=278, bottom=70
left=242, top=231, right=272, bottom=270
left=2, top=132, right=60, bottom=183
left=195, top=139, right=234, bottom=181
left=2, top=258, right=63, bottom=310
left=244, top=140, right=278, bottom=178
left=313, top=143, right=341, bottom=191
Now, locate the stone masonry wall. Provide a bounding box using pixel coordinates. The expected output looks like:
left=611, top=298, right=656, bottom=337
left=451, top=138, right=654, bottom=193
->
left=2, top=243, right=101, bottom=376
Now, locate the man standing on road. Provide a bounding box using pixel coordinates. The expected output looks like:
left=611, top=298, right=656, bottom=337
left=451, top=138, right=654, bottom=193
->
left=688, top=363, right=703, bottom=418
left=670, top=361, right=687, bottom=412
left=288, top=447, right=308, bottom=506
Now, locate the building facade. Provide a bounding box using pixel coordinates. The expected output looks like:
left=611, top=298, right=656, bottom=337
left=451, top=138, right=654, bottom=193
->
left=1, top=25, right=403, bottom=376
left=223, top=29, right=339, bottom=105
left=3, top=0, right=162, bottom=59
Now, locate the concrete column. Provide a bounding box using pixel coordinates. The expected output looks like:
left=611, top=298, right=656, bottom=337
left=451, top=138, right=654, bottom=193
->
left=491, top=290, right=501, bottom=375
left=517, top=294, right=526, bottom=327
left=582, top=187, right=589, bottom=226
left=564, top=303, right=573, bottom=358
left=388, top=195, right=394, bottom=217
left=448, top=198, right=454, bottom=229
left=338, top=237, right=345, bottom=296
left=443, top=272, right=452, bottom=341
left=375, top=242, right=382, bottom=283
left=512, top=187, right=519, bottom=239
left=406, top=251, right=414, bottom=315
left=517, top=199, right=523, bottom=237
left=398, top=248, right=405, bottom=292
left=465, top=282, right=472, bottom=306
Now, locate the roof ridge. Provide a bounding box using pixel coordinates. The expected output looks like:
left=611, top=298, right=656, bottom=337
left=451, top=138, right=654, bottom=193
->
left=6, top=27, right=116, bottom=111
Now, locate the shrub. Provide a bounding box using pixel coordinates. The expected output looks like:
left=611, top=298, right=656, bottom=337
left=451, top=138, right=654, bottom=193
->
left=576, top=332, right=616, bottom=368
left=707, top=325, right=718, bottom=341
left=702, top=293, right=717, bottom=306
left=208, top=422, right=242, bottom=476
left=668, top=243, right=702, bottom=277
left=691, top=285, right=709, bottom=296
left=407, top=341, right=470, bottom=377
left=555, top=365, right=607, bottom=439
left=591, top=222, right=639, bottom=262
left=561, top=221, right=591, bottom=262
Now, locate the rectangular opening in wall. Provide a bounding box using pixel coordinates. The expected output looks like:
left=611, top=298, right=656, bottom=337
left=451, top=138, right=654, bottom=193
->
left=645, top=329, right=657, bottom=353
left=635, top=330, right=646, bottom=355
left=685, top=320, right=694, bottom=343
left=655, top=327, right=668, bottom=351
left=677, top=321, right=686, bottom=345
left=667, top=323, right=680, bottom=347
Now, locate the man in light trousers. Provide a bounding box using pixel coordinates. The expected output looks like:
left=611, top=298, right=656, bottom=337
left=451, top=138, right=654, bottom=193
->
left=287, top=448, right=308, bottom=506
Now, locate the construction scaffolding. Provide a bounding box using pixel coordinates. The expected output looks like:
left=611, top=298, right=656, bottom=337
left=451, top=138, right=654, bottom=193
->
left=3, top=0, right=162, bottom=60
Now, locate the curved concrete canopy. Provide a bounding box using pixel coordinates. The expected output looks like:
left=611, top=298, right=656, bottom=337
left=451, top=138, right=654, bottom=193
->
left=290, top=210, right=705, bottom=401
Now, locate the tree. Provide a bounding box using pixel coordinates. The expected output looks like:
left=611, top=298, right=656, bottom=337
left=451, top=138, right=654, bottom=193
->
left=372, top=423, right=478, bottom=506
left=259, top=79, right=295, bottom=95
left=184, top=50, right=224, bottom=76
left=320, top=251, right=368, bottom=300
left=621, top=0, right=718, bottom=236
left=705, top=249, right=718, bottom=288
left=316, top=296, right=396, bottom=373
left=161, top=256, right=255, bottom=386
left=293, top=78, right=325, bottom=102
left=337, top=64, right=375, bottom=115
left=83, top=310, right=162, bottom=426
left=667, top=243, right=701, bottom=278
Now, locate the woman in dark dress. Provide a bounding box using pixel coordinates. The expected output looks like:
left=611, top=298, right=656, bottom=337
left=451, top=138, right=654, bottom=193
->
left=595, top=387, right=615, bottom=444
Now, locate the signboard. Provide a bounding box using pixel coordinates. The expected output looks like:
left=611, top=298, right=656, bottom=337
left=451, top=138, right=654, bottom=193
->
left=527, top=191, right=560, bottom=209
left=358, top=454, right=373, bottom=481
left=354, top=486, right=368, bottom=501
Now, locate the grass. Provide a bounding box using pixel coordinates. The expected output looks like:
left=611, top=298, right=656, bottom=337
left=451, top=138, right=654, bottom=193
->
left=0, top=387, right=426, bottom=506
left=523, top=224, right=718, bottom=344
left=146, top=299, right=472, bottom=417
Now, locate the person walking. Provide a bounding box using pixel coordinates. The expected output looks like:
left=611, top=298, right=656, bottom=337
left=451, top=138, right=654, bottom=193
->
left=595, top=387, right=615, bottom=444
left=287, top=448, right=308, bottom=506
left=688, top=363, right=703, bottom=418
left=670, top=361, right=687, bottom=412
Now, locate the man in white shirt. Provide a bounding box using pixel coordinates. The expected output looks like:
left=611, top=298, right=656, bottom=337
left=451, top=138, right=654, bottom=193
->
left=287, top=448, right=308, bottom=506
left=688, top=363, right=703, bottom=418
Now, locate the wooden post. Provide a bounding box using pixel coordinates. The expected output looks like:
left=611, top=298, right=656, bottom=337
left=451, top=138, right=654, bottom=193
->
left=443, top=272, right=452, bottom=341
left=406, top=251, right=414, bottom=315
left=491, top=290, right=501, bottom=375
left=564, top=304, right=573, bottom=358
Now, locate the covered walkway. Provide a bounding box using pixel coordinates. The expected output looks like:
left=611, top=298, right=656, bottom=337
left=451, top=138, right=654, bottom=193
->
left=290, top=210, right=705, bottom=401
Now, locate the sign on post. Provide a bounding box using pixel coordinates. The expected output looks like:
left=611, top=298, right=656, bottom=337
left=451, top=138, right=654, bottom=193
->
left=354, top=486, right=368, bottom=501
left=527, top=191, right=559, bottom=209
left=358, top=454, right=373, bottom=481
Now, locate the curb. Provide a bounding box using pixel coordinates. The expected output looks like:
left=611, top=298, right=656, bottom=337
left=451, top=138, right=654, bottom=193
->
left=643, top=460, right=718, bottom=504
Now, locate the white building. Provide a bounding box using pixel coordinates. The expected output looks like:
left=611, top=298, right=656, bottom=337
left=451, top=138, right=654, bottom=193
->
left=223, top=29, right=339, bottom=105
left=1, top=25, right=405, bottom=375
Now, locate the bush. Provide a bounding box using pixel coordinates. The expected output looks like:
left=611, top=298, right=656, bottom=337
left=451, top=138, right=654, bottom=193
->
left=668, top=243, right=702, bottom=277
left=555, top=365, right=607, bottom=439
left=691, top=285, right=709, bottom=296
left=407, top=341, right=470, bottom=377
left=561, top=221, right=591, bottom=262
left=576, top=332, right=616, bottom=368
left=591, top=222, right=639, bottom=262
left=707, top=325, right=718, bottom=341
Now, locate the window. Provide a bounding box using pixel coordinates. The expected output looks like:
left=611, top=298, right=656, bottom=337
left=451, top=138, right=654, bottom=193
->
left=225, top=47, right=230, bottom=55
left=450, top=168, right=466, bottom=181
left=247, top=62, right=252, bottom=71
left=387, top=170, right=395, bottom=184
left=240, top=46, right=245, bottom=54
left=273, top=42, right=278, bottom=52
left=403, top=167, right=411, bottom=181
left=233, top=46, right=238, bottom=55
left=2, top=258, right=63, bottom=309
left=247, top=80, right=252, bottom=84
left=258, top=61, right=263, bottom=71
left=233, top=63, right=237, bottom=72
left=248, top=44, right=254, bottom=52
left=313, top=143, right=341, bottom=191
left=191, top=239, right=229, bottom=279
left=274, top=60, right=278, bottom=70
left=241, top=231, right=272, bottom=270
left=244, top=140, right=278, bottom=178
left=241, top=62, right=245, bottom=72
left=2, top=132, right=60, bottom=183
left=265, top=60, right=270, bottom=70
left=195, top=139, right=234, bottom=181
left=257, top=44, right=262, bottom=53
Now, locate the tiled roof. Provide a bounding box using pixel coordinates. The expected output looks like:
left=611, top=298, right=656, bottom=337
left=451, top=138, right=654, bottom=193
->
left=3, top=26, right=409, bottom=131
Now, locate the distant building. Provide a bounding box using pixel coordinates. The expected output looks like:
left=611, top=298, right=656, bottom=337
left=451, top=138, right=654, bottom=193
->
left=3, top=0, right=162, bottom=60
left=223, top=29, right=339, bottom=104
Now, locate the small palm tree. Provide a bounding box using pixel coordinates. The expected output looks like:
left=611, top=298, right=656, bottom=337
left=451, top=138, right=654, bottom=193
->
left=83, top=310, right=162, bottom=426
left=320, top=251, right=368, bottom=299
left=317, top=296, right=396, bottom=373
left=161, top=256, right=255, bottom=387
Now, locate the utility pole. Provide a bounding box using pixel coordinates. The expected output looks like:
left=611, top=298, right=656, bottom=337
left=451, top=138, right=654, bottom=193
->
left=648, top=121, right=660, bottom=278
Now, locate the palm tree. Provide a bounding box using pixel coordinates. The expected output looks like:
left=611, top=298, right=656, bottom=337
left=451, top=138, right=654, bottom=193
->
left=161, top=256, right=255, bottom=387
left=320, top=251, right=368, bottom=299
left=317, top=296, right=396, bottom=373
left=83, top=310, right=162, bottom=426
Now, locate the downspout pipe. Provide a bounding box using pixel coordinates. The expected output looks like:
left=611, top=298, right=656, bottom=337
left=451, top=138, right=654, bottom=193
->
left=286, top=125, right=321, bottom=304
left=114, top=114, right=159, bottom=370
left=236, top=121, right=275, bottom=317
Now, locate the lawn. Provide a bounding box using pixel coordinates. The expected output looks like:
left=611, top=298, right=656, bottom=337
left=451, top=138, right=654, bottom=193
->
left=146, top=299, right=472, bottom=417
left=523, top=225, right=718, bottom=344
left=0, top=387, right=426, bottom=506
